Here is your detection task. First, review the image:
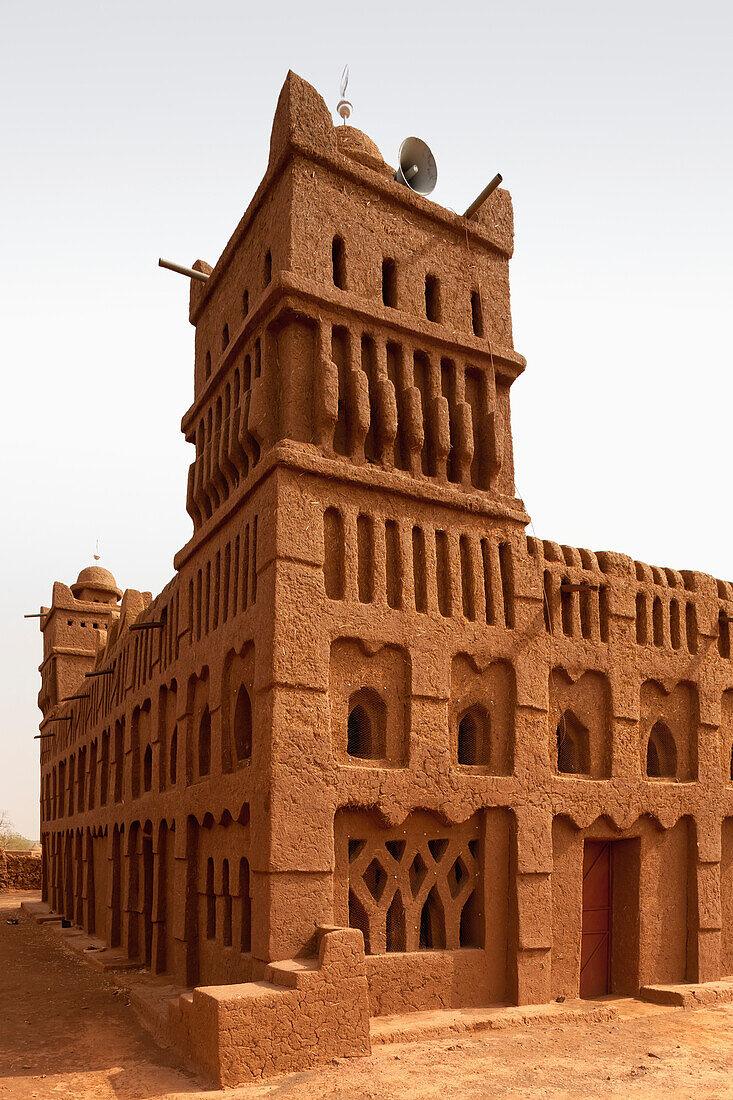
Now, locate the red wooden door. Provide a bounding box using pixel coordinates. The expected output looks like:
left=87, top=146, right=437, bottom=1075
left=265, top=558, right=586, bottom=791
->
left=580, top=840, right=612, bottom=997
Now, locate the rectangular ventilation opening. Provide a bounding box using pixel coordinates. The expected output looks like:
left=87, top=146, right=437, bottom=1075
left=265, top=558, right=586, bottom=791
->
left=382, top=258, right=397, bottom=307
left=425, top=274, right=440, bottom=322
left=471, top=290, right=484, bottom=337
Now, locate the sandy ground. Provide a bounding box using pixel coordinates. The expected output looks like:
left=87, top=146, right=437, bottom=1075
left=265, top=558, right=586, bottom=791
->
left=3, top=892, right=733, bottom=1099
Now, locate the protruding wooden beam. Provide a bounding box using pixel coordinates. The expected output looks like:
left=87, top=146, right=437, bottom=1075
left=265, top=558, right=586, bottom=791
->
left=464, top=174, right=503, bottom=220
left=62, top=693, right=90, bottom=701
left=34, top=734, right=56, bottom=739
left=129, top=621, right=165, bottom=631
left=560, top=583, right=602, bottom=593
left=85, top=669, right=113, bottom=677
left=159, top=257, right=209, bottom=282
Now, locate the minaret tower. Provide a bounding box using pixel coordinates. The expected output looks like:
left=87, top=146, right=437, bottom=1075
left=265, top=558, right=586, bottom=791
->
left=175, top=71, right=526, bottom=965
left=38, top=565, right=121, bottom=718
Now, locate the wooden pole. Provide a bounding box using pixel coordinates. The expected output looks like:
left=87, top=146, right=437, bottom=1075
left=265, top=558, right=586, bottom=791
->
left=158, top=257, right=209, bottom=282
left=464, top=174, right=503, bottom=219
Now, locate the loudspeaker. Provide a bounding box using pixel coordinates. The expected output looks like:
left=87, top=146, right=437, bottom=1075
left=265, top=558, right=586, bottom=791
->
left=393, top=136, right=437, bottom=196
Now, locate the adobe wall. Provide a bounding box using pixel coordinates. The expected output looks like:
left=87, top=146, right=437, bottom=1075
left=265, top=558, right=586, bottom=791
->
left=36, top=484, right=733, bottom=1011
left=0, top=850, right=42, bottom=891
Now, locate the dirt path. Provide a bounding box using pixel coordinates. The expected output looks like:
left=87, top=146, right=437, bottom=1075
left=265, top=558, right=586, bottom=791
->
left=3, top=891, right=733, bottom=1099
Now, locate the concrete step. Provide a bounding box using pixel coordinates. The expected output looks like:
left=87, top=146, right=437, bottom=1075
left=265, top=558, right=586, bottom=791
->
left=29, top=910, right=145, bottom=972
left=640, top=980, right=733, bottom=1008
left=370, top=998, right=620, bottom=1045
left=265, top=957, right=319, bottom=988
left=124, top=979, right=185, bottom=1046
left=21, top=900, right=62, bottom=924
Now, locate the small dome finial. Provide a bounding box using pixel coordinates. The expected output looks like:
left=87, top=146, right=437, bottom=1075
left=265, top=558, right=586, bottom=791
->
left=336, top=64, right=352, bottom=124
left=71, top=564, right=122, bottom=602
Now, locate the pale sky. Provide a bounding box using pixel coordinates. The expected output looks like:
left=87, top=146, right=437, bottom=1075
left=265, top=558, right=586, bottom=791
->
left=1, top=1, right=731, bottom=839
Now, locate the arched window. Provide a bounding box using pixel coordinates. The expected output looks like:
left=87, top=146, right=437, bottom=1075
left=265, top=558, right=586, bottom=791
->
left=323, top=508, right=345, bottom=600
left=169, top=726, right=177, bottom=785
left=385, top=891, right=406, bottom=952
left=560, top=576, right=573, bottom=636
left=348, top=888, right=371, bottom=953
left=239, top=857, right=251, bottom=952
left=460, top=890, right=482, bottom=947
left=205, top=857, right=216, bottom=938
left=419, top=886, right=445, bottom=949
left=670, top=599, right=681, bottom=650
left=686, top=602, right=698, bottom=654
left=222, top=860, right=232, bottom=947
left=233, top=686, right=252, bottom=763
left=556, top=710, right=590, bottom=775
left=143, top=745, right=152, bottom=792
left=457, top=705, right=490, bottom=767
left=100, top=732, right=109, bottom=806
left=332, top=235, right=346, bottom=289
left=356, top=513, right=374, bottom=603
left=718, top=611, right=731, bottom=659
left=204, top=350, right=211, bottom=379
left=222, top=323, right=229, bottom=351
left=88, top=741, right=97, bottom=810
left=646, top=720, right=676, bottom=779
left=198, top=707, right=211, bottom=777
left=346, top=689, right=386, bottom=760
left=77, top=746, right=86, bottom=812
left=68, top=755, right=75, bottom=816
left=636, top=591, right=648, bottom=644
left=263, top=249, right=272, bottom=286
left=543, top=571, right=554, bottom=633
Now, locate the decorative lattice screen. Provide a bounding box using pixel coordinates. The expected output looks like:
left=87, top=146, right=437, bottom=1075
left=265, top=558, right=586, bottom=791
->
left=337, top=811, right=483, bottom=954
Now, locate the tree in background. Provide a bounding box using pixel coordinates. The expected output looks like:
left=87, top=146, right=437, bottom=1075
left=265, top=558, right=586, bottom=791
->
left=0, top=810, right=34, bottom=851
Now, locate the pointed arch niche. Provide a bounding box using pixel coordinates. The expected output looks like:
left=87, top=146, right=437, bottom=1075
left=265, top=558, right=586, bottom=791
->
left=556, top=710, right=591, bottom=775
left=645, top=721, right=677, bottom=779
left=549, top=668, right=611, bottom=779
left=640, top=679, right=697, bottom=782
left=185, top=667, right=210, bottom=785
left=221, top=643, right=255, bottom=773
left=450, top=655, right=515, bottom=774
left=330, top=638, right=408, bottom=766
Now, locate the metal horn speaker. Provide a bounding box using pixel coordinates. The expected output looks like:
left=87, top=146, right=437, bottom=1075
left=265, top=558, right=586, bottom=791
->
left=393, top=136, right=437, bottom=196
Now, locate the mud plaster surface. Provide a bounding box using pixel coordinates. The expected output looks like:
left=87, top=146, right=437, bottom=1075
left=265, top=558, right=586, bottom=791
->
left=4, top=893, right=733, bottom=1100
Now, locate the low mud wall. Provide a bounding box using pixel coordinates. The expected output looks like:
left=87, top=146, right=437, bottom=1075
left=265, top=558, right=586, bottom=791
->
left=0, top=850, right=42, bottom=890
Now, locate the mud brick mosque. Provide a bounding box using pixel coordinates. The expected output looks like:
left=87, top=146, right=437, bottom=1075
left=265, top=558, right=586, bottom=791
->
left=32, top=72, right=733, bottom=1083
